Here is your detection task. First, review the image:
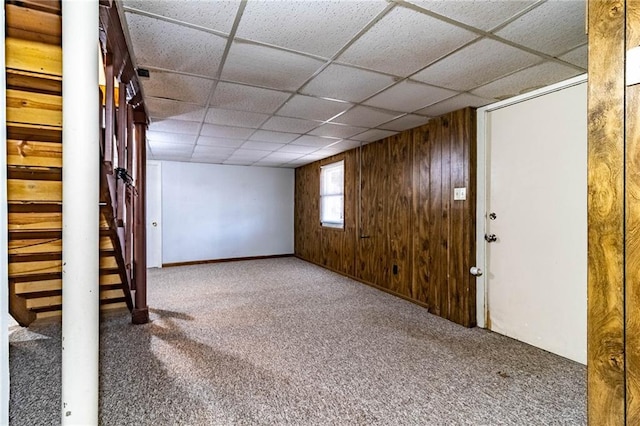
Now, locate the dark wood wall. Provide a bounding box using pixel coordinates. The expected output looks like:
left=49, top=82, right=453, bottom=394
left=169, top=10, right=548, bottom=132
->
left=295, top=108, right=476, bottom=327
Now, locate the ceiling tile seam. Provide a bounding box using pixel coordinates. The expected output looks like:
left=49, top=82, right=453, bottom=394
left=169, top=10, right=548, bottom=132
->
left=257, top=3, right=398, bottom=143
left=293, top=2, right=397, bottom=94
left=484, top=0, right=548, bottom=33
left=189, top=0, right=248, bottom=160
left=395, top=0, right=585, bottom=73
left=122, top=6, right=230, bottom=39
left=146, top=95, right=205, bottom=108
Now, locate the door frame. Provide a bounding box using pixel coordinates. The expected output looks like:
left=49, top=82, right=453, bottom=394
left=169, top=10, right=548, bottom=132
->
left=474, top=73, right=587, bottom=328
left=146, top=160, right=162, bottom=268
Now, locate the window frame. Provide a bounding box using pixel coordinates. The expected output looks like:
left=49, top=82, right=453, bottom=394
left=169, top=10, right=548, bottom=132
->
left=319, top=160, right=345, bottom=229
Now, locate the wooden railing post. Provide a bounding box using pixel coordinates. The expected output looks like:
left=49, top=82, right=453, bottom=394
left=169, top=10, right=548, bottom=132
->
left=132, top=108, right=148, bottom=324
left=104, top=52, right=114, bottom=171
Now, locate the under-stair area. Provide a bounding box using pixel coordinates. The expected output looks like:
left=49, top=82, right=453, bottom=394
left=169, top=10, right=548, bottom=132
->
left=5, top=1, right=137, bottom=326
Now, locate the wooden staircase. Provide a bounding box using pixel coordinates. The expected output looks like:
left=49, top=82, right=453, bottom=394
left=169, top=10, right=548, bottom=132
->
left=6, top=1, right=133, bottom=326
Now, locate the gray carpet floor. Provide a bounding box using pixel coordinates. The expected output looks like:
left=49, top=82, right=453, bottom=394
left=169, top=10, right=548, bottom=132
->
left=10, top=257, right=586, bottom=425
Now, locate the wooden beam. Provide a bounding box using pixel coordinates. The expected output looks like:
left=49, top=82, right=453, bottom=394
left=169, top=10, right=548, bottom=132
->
left=587, top=0, right=626, bottom=424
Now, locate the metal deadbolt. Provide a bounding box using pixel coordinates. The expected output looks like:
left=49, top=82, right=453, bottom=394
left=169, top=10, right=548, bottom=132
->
left=489, top=212, right=497, bottom=220
left=152, top=221, right=158, bottom=227
left=485, top=233, right=497, bottom=243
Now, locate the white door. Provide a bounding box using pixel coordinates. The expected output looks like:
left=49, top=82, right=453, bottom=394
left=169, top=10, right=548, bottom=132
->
left=485, top=82, right=587, bottom=364
left=146, top=161, right=162, bottom=268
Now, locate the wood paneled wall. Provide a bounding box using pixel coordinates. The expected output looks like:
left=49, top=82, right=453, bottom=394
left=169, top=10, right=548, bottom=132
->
left=295, top=108, right=476, bottom=327
left=587, top=0, right=640, bottom=423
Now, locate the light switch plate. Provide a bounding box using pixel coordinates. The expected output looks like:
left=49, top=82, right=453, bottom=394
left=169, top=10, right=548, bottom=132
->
left=454, top=187, right=467, bottom=201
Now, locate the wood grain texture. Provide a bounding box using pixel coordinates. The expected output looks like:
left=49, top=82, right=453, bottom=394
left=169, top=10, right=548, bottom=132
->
left=627, top=1, right=640, bottom=422
left=295, top=108, right=476, bottom=327
left=6, top=4, right=62, bottom=45
left=387, top=133, right=413, bottom=297
left=587, top=1, right=626, bottom=424
left=357, top=140, right=389, bottom=286
left=6, top=89, right=62, bottom=128
left=7, top=139, right=62, bottom=168
left=5, top=37, right=62, bottom=76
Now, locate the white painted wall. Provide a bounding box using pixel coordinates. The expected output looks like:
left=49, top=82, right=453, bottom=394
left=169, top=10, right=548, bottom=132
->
left=160, top=161, right=294, bottom=264
left=477, top=76, right=587, bottom=364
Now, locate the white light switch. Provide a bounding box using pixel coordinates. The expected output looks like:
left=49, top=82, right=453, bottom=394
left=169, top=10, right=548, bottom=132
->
left=454, top=187, right=467, bottom=201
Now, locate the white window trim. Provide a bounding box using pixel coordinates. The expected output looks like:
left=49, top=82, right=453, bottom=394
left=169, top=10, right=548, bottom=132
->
left=320, top=160, right=345, bottom=229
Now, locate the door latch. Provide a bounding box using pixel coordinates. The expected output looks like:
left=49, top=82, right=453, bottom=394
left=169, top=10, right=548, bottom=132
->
left=485, top=233, right=497, bottom=243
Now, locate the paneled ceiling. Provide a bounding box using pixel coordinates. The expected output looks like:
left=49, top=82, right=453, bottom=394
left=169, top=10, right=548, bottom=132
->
left=119, top=0, right=587, bottom=168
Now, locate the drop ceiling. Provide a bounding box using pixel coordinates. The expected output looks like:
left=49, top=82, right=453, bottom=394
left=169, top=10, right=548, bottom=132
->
left=119, top=0, right=587, bottom=168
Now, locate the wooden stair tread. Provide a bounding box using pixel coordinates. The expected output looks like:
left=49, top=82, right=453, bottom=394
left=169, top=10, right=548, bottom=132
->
left=31, top=298, right=129, bottom=314
left=6, top=4, right=62, bottom=46
left=7, top=139, right=62, bottom=168
left=6, top=89, right=62, bottom=128
left=5, top=38, right=62, bottom=77
left=13, top=274, right=122, bottom=295
left=8, top=123, right=61, bottom=143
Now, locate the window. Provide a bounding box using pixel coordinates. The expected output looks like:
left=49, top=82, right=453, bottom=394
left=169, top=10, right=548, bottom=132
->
left=320, top=160, right=344, bottom=228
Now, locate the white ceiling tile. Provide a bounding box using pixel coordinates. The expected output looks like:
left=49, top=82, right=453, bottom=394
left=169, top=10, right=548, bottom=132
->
left=309, top=123, right=367, bottom=139
left=193, top=145, right=236, bottom=156
left=471, top=62, right=581, bottom=100
left=495, top=1, right=587, bottom=56
left=277, top=95, right=351, bottom=121
left=205, top=108, right=270, bottom=128
left=140, top=71, right=214, bottom=105
left=330, top=106, right=401, bottom=128
left=407, top=0, right=536, bottom=31
left=191, top=156, right=228, bottom=164
left=227, top=149, right=271, bottom=160
left=261, top=116, right=320, bottom=134
left=351, top=129, right=398, bottom=142
left=221, top=41, right=325, bottom=91
left=146, top=97, right=207, bottom=122
left=262, top=151, right=305, bottom=161
left=241, top=141, right=286, bottom=151
left=249, top=130, right=301, bottom=144
left=149, top=119, right=200, bottom=135
left=123, top=0, right=240, bottom=33
left=412, top=38, right=542, bottom=91
left=223, top=159, right=253, bottom=166
left=147, top=130, right=196, bottom=145
left=337, top=7, right=477, bottom=77
left=379, top=114, right=431, bottom=132
left=325, top=139, right=363, bottom=152
left=417, top=93, right=495, bottom=117
left=148, top=141, right=194, bottom=154
left=253, top=160, right=285, bottom=167
left=200, top=124, right=255, bottom=139
left=154, top=154, right=192, bottom=162
left=196, top=136, right=246, bottom=148
left=301, top=64, right=396, bottom=103
left=558, top=44, right=588, bottom=70
left=210, top=82, right=290, bottom=114
left=278, top=144, right=319, bottom=154
left=300, top=152, right=330, bottom=161
left=236, top=1, right=387, bottom=57
left=290, top=135, right=340, bottom=147
left=364, top=80, right=458, bottom=113
left=125, top=13, right=226, bottom=77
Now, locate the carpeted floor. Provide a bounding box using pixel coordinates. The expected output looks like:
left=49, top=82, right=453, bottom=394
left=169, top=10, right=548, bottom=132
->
left=9, top=257, right=586, bottom=425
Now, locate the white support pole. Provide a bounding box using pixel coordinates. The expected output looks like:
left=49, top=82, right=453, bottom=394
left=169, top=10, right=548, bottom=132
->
left=61, top=1, right=100, bottom=424
left=1, top=5, right=10, bottom=425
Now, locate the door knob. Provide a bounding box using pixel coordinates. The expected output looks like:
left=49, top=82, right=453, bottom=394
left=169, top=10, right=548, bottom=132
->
left=152, top=221, right=157, bottom=227
left=470, top=266, right=483, bottom=276
left=485, top=233, right=497, bottom=243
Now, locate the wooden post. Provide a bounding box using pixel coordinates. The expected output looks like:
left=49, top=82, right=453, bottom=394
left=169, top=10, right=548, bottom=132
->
left=132, top=109, right=148, bottom=324
left=116, top=81, right=127, bottom=224
left=104, top=52, right=114, bottom=171
left=125, top=104, right=134, bottom=284
left=587, top=0, right=640, bottom=423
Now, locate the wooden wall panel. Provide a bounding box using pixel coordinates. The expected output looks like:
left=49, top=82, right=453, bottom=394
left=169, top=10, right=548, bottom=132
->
left=295, top=108, right=476, bottom=327
left=357, top=140, right=388, bottom=286
left=627, top=2, right=640, bottom=423
left=587, top=1, right=626, bottom=424
left=387, top=133, right=413, bottom=297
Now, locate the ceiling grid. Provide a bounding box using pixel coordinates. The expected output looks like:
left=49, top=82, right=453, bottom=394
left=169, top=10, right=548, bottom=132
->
left=119, top=0, right=587, bottom=168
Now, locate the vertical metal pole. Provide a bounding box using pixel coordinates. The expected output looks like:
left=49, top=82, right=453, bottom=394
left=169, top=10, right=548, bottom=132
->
left=132, top=111, right=149, bottom=324
left=61, top=1, right=100, bottom=424
left=1, top=5, right=10, bottom=424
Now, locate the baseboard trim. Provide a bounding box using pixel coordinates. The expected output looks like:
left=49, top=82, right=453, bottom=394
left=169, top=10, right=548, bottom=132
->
left=163, top=253, right=294, bottom=268
left=293, top=254, right=475, bottom=328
